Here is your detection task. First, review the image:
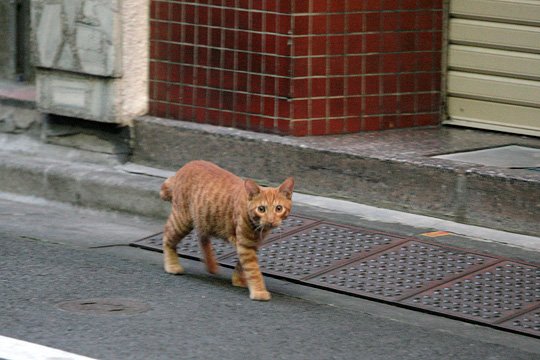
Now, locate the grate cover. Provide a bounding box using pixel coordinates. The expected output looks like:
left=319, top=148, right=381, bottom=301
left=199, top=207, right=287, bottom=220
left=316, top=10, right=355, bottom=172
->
left=131, top=215, right=320, bottom=261
left=178, top=232, right=235, bottom=260
left=403, top=261, right=540, bottom=325
left=130, top=214, right=539, bottom=338
left=267, top=214, right=321, bottom=241
left=131, top=231, right=236, bottom=260
left=498, top=307, right=540, bottom=337
left=305, top=241, right=499, bottom=301
left=220, top=223, right=408, bottom=279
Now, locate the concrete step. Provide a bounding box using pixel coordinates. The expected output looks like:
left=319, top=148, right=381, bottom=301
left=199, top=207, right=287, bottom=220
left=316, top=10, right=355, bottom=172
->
left=132, top=117, right=540, bottom=236
left=1, top=80, right=539, bottom=235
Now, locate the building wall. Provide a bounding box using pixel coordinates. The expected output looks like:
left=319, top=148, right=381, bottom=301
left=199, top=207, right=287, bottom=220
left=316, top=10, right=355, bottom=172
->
left=146, top=1, right=442, bottom=136
left=0, top=0, right=33, bottom=81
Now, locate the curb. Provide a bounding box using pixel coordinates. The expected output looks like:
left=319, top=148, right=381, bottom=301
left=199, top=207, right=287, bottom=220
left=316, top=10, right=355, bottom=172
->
left=0, top=116, right=538, bottom=236
left=132, top=116, right=539, bottom=236
left=0, top=152, right=169, bottom=219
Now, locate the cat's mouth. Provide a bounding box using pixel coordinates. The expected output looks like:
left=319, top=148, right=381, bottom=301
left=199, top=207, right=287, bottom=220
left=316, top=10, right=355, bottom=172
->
left=262, top=220, right=282, bottom=230
left=249, top=216, right=279, bottom=231
left=257, top=222, right=275, bottom=230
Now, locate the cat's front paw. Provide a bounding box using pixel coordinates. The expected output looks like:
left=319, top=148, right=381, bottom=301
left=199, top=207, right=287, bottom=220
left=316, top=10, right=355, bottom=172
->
left=249, top=290, right=271, bottom=301
left=164, top=263, right=185, bottom=275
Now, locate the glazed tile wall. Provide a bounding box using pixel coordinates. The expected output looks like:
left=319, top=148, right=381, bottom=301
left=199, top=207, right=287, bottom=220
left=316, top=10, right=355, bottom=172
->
left=149, top=1, right=443, bottom=136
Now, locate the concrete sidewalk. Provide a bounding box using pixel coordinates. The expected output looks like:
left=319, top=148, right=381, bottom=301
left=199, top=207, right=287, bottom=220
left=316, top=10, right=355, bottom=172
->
left=1, top=131, right=538, bottom=254
left=2, top=119, right=540, bottom=239
left=1, top=194, right=539, bottom=360
left=133, top=116, right=540, bottom=236
left=1, top=79, right=539, bottom=236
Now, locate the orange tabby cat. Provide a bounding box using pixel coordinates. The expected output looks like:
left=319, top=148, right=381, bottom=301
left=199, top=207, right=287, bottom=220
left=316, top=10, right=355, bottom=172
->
left=160, top=160, right=294, bottom=301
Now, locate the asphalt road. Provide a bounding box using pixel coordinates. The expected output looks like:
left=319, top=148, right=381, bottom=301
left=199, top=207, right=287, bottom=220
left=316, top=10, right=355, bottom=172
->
left=1, top=196, right=539, bottom=360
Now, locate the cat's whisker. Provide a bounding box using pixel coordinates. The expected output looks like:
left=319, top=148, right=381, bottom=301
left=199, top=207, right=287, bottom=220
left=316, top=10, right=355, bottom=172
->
left=254, top=224, right=265, bottom=241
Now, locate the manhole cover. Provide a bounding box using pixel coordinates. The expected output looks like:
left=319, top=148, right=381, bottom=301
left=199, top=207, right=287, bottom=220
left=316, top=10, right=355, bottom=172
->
left=57, top=298, right=150, bottom=315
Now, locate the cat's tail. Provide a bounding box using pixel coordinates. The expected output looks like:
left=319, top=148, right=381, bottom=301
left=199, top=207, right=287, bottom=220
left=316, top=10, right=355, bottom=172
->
left=160, top=177, right=174, bottom=201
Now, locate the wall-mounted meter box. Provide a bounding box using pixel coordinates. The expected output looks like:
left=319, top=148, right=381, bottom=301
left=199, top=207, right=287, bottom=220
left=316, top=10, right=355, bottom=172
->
left=31, top=0, right=148, bottom=124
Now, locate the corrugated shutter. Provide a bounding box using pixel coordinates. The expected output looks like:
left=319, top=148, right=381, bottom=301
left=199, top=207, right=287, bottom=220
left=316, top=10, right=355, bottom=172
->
left=446, top=0, right=540, bottom=137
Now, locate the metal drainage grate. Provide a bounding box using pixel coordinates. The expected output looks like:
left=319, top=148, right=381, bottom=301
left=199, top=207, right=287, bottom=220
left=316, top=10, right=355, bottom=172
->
left=178, top=232, right=234, bottom=260
left=499, top=307, right=540, bottom=337
left=266, top=214, right=321, bottom=241
left=133, top=232, right=235, bottom=260
left=131, top=215, right=319, bottom=261
left=220, top=223, right=408, bottom=279
left=305, top=241, right=499, bottom=301
left=130, top=214, right=539, bottom=338
left=403, top=262, right=540, bottom=323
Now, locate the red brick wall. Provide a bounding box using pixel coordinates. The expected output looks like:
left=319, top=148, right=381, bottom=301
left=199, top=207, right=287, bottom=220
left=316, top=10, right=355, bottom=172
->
left=149, top=1, right=443, bottom=136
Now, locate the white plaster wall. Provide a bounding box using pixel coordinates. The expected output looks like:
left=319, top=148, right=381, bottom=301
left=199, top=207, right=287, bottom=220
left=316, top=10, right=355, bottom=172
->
left=116, top=0, right=149, bottom=125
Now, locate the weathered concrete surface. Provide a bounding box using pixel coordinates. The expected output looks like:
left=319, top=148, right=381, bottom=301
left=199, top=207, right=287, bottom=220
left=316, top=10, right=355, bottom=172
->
left=0, top=149, right=168, bottom=218
left=42, top=115, right=131, bottom=158
left=0, top=103, right=41, bottom=134
left=2, top=130, right=539, bottom=253
left=0, top=112, right=538, bottom=236
left=132, top=117, right=540, bottom=236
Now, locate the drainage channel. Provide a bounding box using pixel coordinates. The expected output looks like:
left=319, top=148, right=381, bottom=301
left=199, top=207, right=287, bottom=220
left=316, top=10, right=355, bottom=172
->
left=130, top=214, right=539, bottom=338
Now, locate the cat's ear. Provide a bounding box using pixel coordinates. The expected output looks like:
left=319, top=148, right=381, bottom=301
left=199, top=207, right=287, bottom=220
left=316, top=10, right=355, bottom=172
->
left=278, top=177, right=294, bottom=199
left=244, top=179, right=261, bottom=200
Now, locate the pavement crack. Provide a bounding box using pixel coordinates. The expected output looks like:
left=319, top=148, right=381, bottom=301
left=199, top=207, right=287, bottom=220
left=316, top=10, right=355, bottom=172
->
left=19, top=235, right=62, bottom=245
left=88, top=244, right=132, bottom=249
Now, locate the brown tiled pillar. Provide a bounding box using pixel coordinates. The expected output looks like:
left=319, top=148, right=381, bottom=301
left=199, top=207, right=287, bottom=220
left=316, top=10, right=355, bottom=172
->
left=149, top=1, right=443, bottom=136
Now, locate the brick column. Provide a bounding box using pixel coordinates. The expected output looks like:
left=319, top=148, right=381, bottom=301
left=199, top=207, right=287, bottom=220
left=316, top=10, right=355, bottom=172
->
left=149, top=1, right=443, bottom=136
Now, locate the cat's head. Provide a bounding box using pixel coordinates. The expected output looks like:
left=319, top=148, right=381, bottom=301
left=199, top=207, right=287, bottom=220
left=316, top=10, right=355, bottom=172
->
left=244, top=177, right=294, bottom=230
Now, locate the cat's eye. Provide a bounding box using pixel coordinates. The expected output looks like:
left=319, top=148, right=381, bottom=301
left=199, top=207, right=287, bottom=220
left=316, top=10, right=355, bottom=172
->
left=275, top=205, right=283, bottom=212
left=257, top=205, right=266, bottom=213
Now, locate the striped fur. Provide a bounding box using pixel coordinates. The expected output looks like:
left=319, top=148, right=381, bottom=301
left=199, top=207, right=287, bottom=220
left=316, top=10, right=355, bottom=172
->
left=161, top=160, right=294, bottom=301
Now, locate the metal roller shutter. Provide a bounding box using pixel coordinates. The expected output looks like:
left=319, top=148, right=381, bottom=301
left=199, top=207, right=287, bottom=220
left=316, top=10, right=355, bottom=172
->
left=446, top=0, right=540, bottom=137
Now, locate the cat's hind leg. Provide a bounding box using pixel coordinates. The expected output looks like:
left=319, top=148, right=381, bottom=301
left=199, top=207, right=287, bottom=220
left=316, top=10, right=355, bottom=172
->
left=231, top=262, right=247, bottom=288
left=163, top=210, right=192, bottom=275
left=199, top=235, right=219, bottom=274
